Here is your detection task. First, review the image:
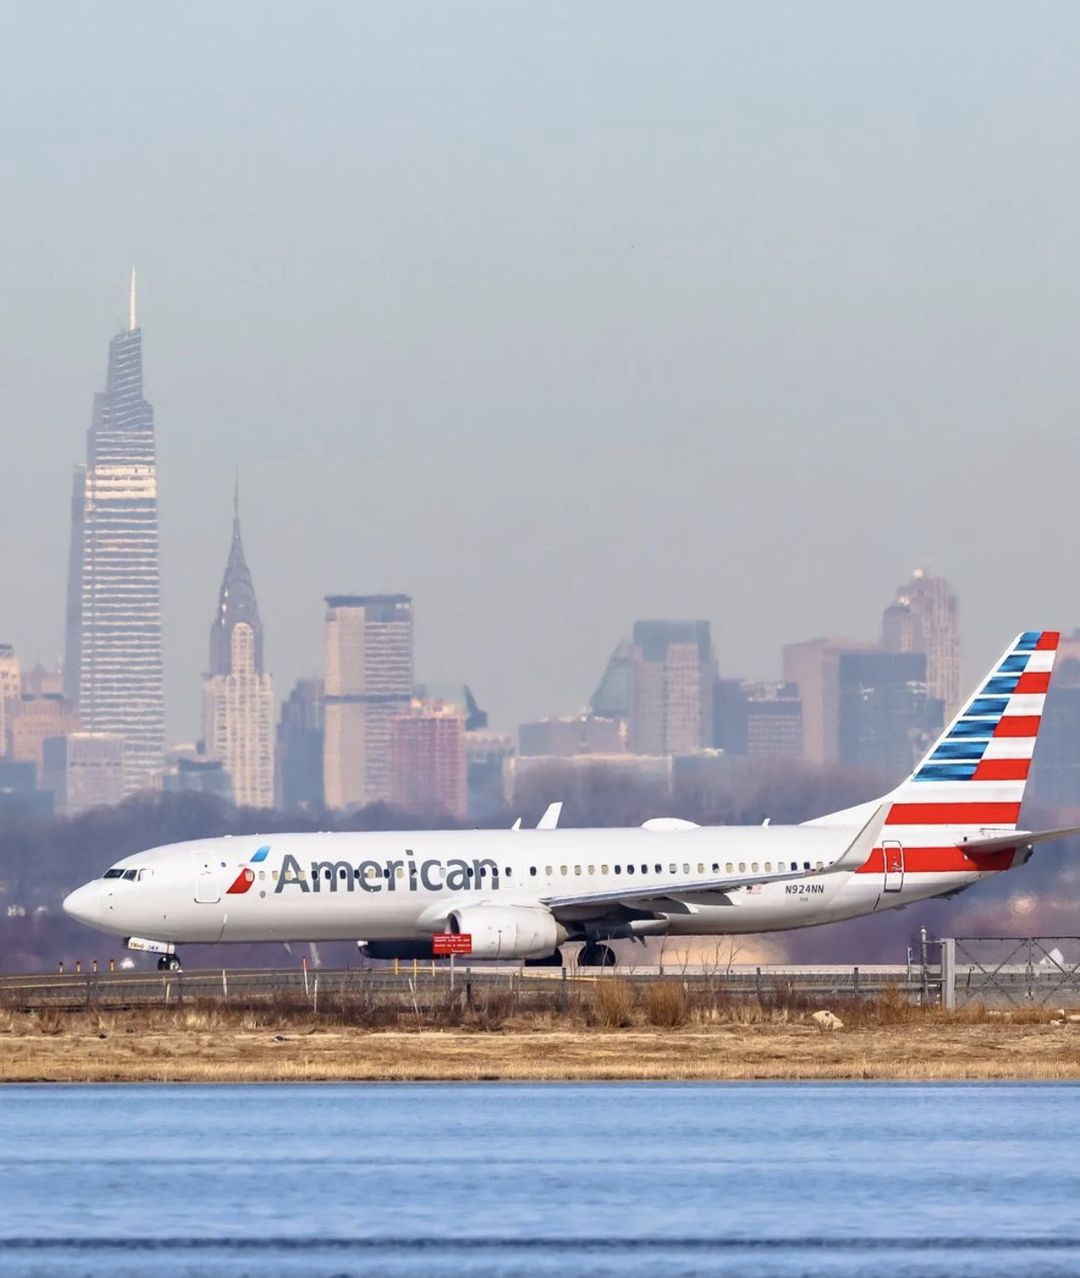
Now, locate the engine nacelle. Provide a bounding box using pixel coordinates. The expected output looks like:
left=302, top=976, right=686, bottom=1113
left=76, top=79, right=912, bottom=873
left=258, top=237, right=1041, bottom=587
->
left=446, top=905, right=565, bottom=960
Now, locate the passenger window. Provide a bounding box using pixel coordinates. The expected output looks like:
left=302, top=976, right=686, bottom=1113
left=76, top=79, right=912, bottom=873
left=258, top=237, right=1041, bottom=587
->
left=683, top=863, right=690, bottom=874
left=587, top=865, right=595, bottom=875
left=669, top=863, right=677, bottom=873
left=654, top=864, right=662, bottom=874
left=272, top=870, right=279, bottom=880
left=816, top=861, right=824, bottom=871
left=803, top=861, right=811, bottom=871
left=712, top=863, right=719, bottom=873
left=575, top=865, right=582, bottom=876
left=396, top=867, right=405, bottom=880
left=765, top=862, right=772, bottom=873
left=738, top=862, right=746, bottom=873
left=627, top=864, right=635, bottom=875
left=725, top=863, right=733, bottom=873
left=560, top=866, right=568, bottom=876
left=339, top=867, right=348, bottom=879
left=751, top=862, right=759, bottom=873
left=325, top=869, right=333, bottom=881
left=615, top=865, right=622, bottom=875
left=545, top=865, right=553, bottom=876
left=641, top=864, right=647, bottom=874
left=697, top=863, right=704, bottom=874
left=601, top=864, right=609, bottom=874
left=530, top=867, right=537, bottom=877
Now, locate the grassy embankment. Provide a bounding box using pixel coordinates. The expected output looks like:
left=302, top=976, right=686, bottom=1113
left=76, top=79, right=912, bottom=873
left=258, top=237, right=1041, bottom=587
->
left=3, top=980, right=1080, bottom=1082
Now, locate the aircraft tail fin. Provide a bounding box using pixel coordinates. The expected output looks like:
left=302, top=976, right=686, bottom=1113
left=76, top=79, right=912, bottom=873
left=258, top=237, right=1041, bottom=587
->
left=808, top=631, right=1059, bottom=833
left=887, top=630, right=1059, bottom=832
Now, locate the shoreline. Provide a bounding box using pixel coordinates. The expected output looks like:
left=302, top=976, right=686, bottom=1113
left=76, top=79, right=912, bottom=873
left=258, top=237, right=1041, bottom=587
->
left=4, top=1014, right=1080, bottom=1083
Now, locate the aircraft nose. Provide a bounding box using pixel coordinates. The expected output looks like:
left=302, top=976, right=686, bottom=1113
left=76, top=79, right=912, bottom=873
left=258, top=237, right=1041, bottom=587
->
left=63, top=883, right=103, bottom=926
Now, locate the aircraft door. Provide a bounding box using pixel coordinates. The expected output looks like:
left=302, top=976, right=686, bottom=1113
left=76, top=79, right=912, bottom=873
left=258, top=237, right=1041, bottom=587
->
left=195, top=868, right=220, bottom=904
left=882, top=840, right=904, bottom=893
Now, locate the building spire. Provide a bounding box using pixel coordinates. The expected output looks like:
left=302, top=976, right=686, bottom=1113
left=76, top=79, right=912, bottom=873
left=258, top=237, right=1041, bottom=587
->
left=128, top=267, right=137, bottom=331
left=209, top=487, right=263, bottom=676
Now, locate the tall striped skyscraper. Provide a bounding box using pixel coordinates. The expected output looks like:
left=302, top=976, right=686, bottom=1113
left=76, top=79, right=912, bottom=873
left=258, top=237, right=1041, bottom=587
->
left=64, top=274, right=165, bottom=792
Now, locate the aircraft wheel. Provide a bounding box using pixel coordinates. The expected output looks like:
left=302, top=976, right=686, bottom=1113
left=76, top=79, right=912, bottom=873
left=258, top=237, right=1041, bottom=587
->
left=158, top=954, right=182, bottom=972
left=578, top=942, right=617, bottom=968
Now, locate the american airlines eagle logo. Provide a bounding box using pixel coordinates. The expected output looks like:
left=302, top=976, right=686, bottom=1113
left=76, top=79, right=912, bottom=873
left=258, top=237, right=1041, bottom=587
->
left=225, top=845, right=270, bottom=895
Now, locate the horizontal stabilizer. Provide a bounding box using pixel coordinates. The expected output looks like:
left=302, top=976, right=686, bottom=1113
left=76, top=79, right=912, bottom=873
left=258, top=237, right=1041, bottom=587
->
left=959, top=826, right=1080, bottom=854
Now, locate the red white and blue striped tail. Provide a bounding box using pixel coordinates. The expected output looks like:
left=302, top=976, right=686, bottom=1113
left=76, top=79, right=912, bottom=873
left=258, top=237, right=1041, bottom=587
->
left=886, top=630, right=1059, bottom=834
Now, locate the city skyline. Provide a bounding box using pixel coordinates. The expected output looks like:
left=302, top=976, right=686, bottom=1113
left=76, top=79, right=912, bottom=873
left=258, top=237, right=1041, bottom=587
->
left=4, top=5, right=1080, bottom=747
left=0, top=275, right=988, bottom=816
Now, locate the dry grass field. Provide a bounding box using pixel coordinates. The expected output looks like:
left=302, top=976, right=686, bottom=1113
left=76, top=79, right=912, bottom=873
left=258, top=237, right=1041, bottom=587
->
left=3, top=982, right=1080, bottom=1082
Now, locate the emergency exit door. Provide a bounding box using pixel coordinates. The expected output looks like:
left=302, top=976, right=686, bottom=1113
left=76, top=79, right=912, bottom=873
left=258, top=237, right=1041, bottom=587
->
left=882, top=840, right=904, bottom=893
left=195, top=869, right=220, bottom=903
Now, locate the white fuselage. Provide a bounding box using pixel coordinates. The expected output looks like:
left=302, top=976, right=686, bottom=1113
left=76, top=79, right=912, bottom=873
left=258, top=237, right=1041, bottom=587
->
left=62, top=824, right=1005, bottom=949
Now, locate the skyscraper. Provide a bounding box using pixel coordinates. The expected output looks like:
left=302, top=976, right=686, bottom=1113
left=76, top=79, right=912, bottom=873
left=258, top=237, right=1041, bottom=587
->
left=0, top=645, right=20, bottom=757
left=201, top=489, right=275, bottom=807
left=390, top=699, right=467, bottom=818
left=882, top=568, right=961, bottom=715
left=837, top=650, right=943, bottom=780
left=628, top=620, right=715, bottom=756
left=323, top=595, right=413, bottom=809
left=277, top=678, right=325, bottom=811
left=65, top=274, right=165, bottom=792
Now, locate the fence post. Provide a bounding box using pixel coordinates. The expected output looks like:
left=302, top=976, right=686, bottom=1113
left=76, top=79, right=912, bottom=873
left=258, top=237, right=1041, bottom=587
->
left=940, top=938, right=956, bottom=1010
left=853, top=966, right=860, bottom=999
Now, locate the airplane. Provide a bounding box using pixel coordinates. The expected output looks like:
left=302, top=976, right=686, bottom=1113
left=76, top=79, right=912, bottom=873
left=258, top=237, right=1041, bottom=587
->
left=63, top=630, right=1080, bottom=970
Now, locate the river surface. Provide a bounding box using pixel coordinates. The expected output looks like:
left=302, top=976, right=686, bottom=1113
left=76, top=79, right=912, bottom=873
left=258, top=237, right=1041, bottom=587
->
left=0, top=1082, right=1078, bottom=1277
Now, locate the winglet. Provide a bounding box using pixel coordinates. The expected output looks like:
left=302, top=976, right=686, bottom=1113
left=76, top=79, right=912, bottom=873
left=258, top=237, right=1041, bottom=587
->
left=829, top=804, right=891, bottom=873
left=537, top=801, right=563, bottom=830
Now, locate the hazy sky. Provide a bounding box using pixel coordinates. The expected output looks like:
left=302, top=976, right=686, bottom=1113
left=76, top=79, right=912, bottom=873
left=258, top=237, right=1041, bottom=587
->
left=2, top=3, right=1079, bottom=740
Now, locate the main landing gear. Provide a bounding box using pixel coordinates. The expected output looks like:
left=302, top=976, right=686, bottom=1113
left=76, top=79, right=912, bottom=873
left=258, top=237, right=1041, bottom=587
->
left=157, top=954, right=182, bottom=972
left=577, top=942, right=617, bottom=968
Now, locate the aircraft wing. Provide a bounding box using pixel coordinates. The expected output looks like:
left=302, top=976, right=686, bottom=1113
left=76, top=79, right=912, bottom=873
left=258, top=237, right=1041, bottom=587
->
left=540, top=865, right=812, bottom=910
left=958, top=826, right=1080, bottom=854
left=539, top=805, right=891, bottom=911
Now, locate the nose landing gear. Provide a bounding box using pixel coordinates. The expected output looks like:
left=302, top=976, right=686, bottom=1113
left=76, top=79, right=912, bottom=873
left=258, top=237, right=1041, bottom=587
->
left=156, top=954, right=182, bottom=972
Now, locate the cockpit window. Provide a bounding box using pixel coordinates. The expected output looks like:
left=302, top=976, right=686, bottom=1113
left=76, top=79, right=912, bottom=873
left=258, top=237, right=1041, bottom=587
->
left=103, top=868, right=124, bottom=879
left=122, top=869, right=138, bottom=881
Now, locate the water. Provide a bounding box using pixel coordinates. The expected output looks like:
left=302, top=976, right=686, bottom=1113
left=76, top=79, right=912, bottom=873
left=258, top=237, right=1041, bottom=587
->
left=1, top=1082, right=1078, bottom=1277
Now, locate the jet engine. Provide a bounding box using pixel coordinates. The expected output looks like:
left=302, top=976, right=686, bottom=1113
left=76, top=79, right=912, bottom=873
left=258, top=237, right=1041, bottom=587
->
left=445, top=905, right=565, bottom=960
